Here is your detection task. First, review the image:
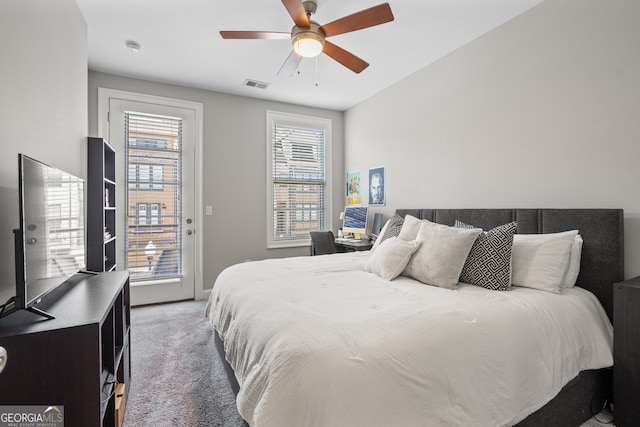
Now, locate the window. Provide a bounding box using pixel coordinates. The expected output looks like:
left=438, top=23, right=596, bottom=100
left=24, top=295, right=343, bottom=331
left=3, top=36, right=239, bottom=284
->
left=137, top=203, right=161, bottom=226
left=267, top=111, right=332, bottom=248
left=125, top=111, right=182, bottom=281
left=128, top=163, right=164, bottom=191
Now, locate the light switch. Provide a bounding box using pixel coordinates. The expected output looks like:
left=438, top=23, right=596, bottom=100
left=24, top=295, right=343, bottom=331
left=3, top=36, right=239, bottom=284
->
left=205, top=205, right=213, bottom=216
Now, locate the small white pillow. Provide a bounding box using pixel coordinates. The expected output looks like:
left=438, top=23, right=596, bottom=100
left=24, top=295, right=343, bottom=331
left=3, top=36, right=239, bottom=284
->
left=365, top=237, right=420, bottom=281
left=403, top=220, right=482, bottom=289
left=370, top=219, right=390, bottom=252
left=398, top=215, right=422, bottom=241
left=511, top=230, right=579, bottom=293
left=562, top=235, right=583, bottom=288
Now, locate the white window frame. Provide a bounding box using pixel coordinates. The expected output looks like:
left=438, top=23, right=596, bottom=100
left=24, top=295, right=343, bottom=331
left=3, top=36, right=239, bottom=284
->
left=266, top=110, right=332, bottom=249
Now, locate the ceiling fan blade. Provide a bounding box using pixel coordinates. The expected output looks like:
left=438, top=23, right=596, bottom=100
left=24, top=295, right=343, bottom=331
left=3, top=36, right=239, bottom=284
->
left=278, top=50, right=303, bottom=77
left=323, top=41, right=369, bottom=74
left=320, top=3, right=394, bottom=37
left=281, top=0, right=310, bottom=28
left=220, top=31, right=291, bottom=40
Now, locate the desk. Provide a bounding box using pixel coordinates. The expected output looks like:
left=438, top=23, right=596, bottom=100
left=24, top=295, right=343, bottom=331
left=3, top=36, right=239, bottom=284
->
left=335, top=239, right=373, bottom=252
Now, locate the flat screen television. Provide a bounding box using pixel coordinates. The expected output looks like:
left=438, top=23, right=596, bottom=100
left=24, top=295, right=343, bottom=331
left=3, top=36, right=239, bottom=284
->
left=10, top=154, right=86, bottom=319
left=342, top=206, right=369, bottom=240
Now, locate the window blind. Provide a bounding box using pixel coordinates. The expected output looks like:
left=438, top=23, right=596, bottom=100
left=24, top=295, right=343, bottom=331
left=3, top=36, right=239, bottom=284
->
left=125, top=111, right=183, bottom=281
left=271, top=122, right=327, bottom=242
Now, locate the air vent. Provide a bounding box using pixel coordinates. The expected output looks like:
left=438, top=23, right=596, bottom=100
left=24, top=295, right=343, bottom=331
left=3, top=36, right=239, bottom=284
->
left=243, top=79, right=270, bottom=90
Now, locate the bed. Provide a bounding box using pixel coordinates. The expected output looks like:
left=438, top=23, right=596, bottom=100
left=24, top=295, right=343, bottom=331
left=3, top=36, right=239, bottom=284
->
left=207, top=208, right=624, bottom=427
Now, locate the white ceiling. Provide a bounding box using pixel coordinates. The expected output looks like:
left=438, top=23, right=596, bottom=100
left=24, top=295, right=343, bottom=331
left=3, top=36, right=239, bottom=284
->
left=76, top=0, right=543, bottom=111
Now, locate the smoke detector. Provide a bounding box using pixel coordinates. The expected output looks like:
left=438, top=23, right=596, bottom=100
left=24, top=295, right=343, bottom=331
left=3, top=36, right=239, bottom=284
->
left=125, top=40, right=141, bottom=53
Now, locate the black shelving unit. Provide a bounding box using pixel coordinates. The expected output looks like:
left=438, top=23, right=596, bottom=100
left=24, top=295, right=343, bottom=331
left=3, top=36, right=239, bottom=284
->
left=0, top=271, right=131, bottom=426
left=88, top=137, right=117, bottom=272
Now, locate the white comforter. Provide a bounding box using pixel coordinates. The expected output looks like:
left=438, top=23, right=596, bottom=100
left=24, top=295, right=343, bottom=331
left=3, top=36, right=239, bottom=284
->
left=207, top=252, right=613, bottom=427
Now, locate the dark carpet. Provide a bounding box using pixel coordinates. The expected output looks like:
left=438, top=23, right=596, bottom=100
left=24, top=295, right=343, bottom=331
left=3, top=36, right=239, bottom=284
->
left=124, top=300, right=246, bottom=427
left=124, top=299, right=614, bottom=427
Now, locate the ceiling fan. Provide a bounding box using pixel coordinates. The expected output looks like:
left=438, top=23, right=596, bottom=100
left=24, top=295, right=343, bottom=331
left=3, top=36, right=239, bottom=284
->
left=220, top=0, right=394, bottom=76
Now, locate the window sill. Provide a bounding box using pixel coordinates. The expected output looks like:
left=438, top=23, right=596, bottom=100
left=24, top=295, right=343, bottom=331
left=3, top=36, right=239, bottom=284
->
left=267, top=240, right=312, bottom=249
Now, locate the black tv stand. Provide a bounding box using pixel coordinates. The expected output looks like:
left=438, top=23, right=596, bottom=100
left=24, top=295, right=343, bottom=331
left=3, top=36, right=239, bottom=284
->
left=0, top=271, right=131, bottom=426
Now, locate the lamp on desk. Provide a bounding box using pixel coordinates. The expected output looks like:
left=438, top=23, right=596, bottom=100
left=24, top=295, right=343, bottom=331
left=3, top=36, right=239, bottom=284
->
left=144, top=241, right=156, bottom=271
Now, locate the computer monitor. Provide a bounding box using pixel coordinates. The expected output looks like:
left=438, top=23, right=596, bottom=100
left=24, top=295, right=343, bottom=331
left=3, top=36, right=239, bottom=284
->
left=371, top=213, right=384, bottom=237
left=342, top=206, right=368, bottom=240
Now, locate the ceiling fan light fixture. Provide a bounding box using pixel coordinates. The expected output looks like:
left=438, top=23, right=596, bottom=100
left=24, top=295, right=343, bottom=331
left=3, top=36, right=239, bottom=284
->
left=292, top=32, right=324, bottom=58
left=221, top=2, right=394, bottom=74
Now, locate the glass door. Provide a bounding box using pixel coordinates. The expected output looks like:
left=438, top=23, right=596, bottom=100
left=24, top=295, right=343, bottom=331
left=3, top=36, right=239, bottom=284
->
left=102, top=94, right=200, bottom=305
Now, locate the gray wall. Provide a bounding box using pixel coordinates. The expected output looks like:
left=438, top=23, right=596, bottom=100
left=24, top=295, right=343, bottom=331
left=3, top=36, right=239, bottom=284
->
left=344, top=0, right=640, bottom=279
left=0, top=0, right=88, bottom=304
left=88, top=71, right=344, bottom=292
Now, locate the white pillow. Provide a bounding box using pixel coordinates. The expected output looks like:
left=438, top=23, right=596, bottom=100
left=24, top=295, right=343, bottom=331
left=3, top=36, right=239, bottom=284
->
left=562, top=235, right=583, bottom=288
left=398, top=215, right=422, bottom=241
left=511, top=230, right=579, bottom=293
left=403, top=220, right=482, bottom=289
left=365, top=237, right=421, bottom=281
left=370, top=219, right=390, bottom=252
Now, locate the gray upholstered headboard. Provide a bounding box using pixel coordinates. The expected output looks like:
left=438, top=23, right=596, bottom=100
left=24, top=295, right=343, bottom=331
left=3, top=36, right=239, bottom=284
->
left=395, top=209, right=624, bottom=321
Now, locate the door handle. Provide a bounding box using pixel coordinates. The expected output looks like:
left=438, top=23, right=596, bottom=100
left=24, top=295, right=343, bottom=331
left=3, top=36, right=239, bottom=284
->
left=187, top=229, right=193, bottom=235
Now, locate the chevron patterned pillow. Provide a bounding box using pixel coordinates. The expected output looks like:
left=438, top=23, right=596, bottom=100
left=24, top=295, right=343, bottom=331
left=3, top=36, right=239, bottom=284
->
left=371, top=214, right=405, bottom=252
left=455, top=220, right=517, bottom=291
left=380, top=214, right=404, bottom=241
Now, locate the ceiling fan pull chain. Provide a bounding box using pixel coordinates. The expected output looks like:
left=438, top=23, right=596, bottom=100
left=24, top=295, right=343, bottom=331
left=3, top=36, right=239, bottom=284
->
left=315, top=56, right=319, bottom=87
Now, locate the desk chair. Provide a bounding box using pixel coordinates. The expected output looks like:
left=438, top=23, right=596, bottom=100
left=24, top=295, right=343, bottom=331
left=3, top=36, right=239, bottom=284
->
left=310, top=231, right=337, bottom=256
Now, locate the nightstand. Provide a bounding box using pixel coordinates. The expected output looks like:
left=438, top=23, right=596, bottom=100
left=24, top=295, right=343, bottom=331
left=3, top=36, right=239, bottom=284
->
left=614, top=276, right=640, bottom=427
